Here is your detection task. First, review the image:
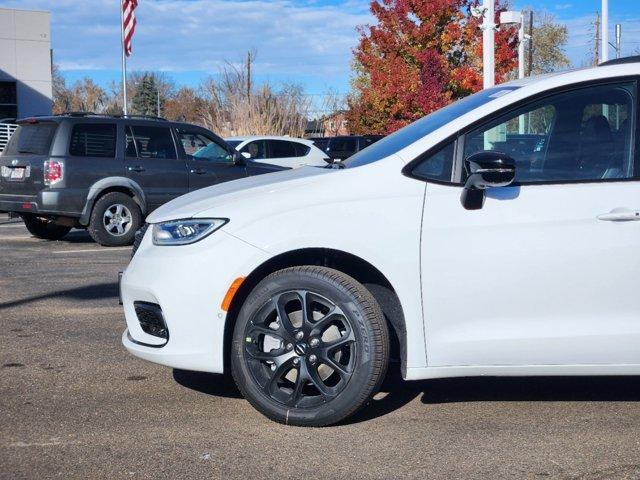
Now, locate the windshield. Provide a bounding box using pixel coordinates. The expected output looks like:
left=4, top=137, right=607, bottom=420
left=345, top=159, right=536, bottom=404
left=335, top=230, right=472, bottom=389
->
left=345, top=86, right=519, bottom=168
left=225, top=140, right=242, bottom=149
left=3, top=122, right=57, bottom=156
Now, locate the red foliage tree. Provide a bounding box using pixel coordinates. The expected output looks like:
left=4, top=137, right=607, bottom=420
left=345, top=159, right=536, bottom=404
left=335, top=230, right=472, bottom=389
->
left=347, top=0, right=517, bottom=134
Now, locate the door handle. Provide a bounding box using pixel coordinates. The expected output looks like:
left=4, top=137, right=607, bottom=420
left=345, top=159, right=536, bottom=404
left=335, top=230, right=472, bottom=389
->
left=190, top=168, right=206, bottom=175
left=128, top=165, right=145, bottom=173
left=597, top=208, right=640, bottom=222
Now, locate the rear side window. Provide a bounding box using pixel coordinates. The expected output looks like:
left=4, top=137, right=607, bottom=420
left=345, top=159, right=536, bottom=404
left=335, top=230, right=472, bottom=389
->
left=294, top=143, right=311, bottom=156
left=69, top=123, right=116, bottom=157
left=3, top=123, right=57, bottom=156
left=127, top=126, right=177, bottom=159
left=268, top=140, right=297, bottom=158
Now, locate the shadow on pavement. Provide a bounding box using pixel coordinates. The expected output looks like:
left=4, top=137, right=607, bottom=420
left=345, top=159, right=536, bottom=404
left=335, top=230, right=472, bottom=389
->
left=178, top=367, right=640, bottom=425
left=173, top=369, right=243, bottom=399
left=62, top=230, right=96, bottom=244
left=0, top=282, right=119, bottom=310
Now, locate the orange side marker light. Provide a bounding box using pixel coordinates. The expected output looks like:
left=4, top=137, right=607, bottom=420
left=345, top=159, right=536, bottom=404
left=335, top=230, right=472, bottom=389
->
left=221, top=277, right=245, bottom=312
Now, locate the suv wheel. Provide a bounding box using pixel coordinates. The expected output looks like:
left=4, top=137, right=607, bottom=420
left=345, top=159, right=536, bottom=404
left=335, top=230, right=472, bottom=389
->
left=231, top=266, right=389, bottom=427
left=88, top=192, right=142, bottom=247
left=21, top=214, right=71, bottom=241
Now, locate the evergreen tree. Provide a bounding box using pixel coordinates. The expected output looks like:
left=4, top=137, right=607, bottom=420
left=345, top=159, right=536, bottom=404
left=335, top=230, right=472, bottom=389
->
left=131, top=74, right=160, bottom=116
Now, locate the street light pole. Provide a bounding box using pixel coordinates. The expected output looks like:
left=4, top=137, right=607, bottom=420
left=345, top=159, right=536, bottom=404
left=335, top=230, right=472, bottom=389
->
left=601, top=0, right=609, bottom=63
left=482, top=1, right=495, bottom=88
left=517, top=12, right=525, bottom=79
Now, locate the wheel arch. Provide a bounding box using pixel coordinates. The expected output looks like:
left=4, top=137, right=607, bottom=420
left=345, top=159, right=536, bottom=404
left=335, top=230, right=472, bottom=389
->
left=224, top=247, right=408, bottom=377
left=79, top=177, right=147, bottom=226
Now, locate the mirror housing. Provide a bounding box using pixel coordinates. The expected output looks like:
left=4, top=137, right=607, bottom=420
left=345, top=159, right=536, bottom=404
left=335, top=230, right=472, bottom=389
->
left=241, top=151, right=252, bottom=160
left=233, top=151, right=246, bottom=165
left=461, top=151, right=516, bottom=210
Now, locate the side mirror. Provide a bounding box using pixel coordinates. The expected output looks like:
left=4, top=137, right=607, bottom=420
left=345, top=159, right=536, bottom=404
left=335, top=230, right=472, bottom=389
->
left=241, top=151, right=252, bottom=160
left=461, top=151, right=516, bottom=210
left=233, top=151, right=246, bottom=165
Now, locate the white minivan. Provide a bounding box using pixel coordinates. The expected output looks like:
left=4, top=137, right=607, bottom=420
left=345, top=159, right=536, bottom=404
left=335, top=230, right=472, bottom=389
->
left=121, top=58, right=640, bottom=426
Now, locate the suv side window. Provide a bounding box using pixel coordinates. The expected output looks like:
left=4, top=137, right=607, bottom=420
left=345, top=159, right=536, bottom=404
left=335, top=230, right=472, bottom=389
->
left=268, top=140, right=297, bottom=158
left=127, top=125, right=177, bottom=160
left=328, top=137, right=358, bottom=156
left=177, top=130, right=232, bottom=163
left=240, top=140, right=267, bottom=159
left=69, top=123, right=116, bottom=157
left=463, top=82, right=636, bottom=183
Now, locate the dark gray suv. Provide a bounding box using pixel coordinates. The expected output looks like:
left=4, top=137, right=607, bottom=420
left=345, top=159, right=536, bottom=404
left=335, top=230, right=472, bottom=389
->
left=0, top=114, right=285, bottom=246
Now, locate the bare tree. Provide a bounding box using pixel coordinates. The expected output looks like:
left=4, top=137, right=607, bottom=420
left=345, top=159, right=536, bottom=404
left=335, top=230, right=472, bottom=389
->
left=197, top=57, right=311, bottom=137
left=320, top=88, right=347, bottom=137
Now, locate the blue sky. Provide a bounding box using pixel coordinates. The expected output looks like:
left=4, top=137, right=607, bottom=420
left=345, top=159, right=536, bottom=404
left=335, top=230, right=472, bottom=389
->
left=1, top=0, right=638, bottom=103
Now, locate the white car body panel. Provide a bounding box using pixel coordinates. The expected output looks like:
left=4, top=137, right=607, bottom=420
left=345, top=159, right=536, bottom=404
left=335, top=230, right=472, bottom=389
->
left=122, top=62, right=640, bottom=379
left=225, top=135, right=329, bottom=168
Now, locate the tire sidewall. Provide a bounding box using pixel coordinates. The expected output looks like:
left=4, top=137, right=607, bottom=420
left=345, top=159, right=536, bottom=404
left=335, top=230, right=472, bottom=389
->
left=231, top=268, right=384, bottom=426
left=89, top=192, right=142, bottom=246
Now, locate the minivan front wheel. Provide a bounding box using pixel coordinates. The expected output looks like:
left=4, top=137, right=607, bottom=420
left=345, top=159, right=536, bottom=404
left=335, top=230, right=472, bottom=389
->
left=88, top=192, right=142, bottom=246
left=231, top=266, right=389, bottom=427
left=21, top=214, right=71, bottom=241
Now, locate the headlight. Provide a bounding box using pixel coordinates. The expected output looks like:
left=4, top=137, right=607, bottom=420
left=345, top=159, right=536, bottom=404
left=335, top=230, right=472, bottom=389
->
left=152, top=218, right=228, bottom=246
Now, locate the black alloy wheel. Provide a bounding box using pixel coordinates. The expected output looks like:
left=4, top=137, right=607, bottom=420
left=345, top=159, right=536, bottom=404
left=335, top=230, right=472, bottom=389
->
left=231, top=266, right=389, bottom=427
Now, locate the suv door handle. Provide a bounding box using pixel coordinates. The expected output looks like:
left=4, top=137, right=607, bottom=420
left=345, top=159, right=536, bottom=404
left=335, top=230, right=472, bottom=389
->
left=597, top=208, right=640, bottom=222
left=128, top=165, right=145, bottom=173
left=190, top=168, right=207, bottom=175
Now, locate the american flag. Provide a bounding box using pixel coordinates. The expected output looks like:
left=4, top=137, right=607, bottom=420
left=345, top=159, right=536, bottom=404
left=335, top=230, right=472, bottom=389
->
left=122, top=0, right=138, bottom=57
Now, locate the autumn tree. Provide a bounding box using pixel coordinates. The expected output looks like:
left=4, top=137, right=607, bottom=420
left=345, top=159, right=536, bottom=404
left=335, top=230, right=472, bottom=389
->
left=163, top=86, right=207, bottom=124
left=347, top=0, right=518, bottom=134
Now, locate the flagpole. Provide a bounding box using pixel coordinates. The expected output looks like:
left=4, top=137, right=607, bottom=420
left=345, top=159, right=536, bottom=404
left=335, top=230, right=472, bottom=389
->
left=120, top=0, right=128, bottom=115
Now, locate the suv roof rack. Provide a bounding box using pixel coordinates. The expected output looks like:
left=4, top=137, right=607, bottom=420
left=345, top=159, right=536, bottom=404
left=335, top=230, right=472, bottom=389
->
left=59, top=111, right=100, bottom=117
left=112, top=114, right=167, bottom=121
left=599, top=55, right=640, bottom=67
left=57, top=112, right=167, bottom=121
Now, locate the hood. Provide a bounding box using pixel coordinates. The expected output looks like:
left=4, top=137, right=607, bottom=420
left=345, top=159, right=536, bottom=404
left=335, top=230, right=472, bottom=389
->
left=146, top=166, right=332, bottom=223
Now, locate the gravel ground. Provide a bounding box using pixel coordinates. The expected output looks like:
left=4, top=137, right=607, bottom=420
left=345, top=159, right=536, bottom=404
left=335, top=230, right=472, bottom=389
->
left=2, top=216, right=640, bottom=479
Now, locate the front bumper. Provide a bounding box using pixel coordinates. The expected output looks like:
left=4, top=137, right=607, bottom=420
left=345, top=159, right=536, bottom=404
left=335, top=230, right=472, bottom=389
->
left=121, top=227, right=269, bottom=374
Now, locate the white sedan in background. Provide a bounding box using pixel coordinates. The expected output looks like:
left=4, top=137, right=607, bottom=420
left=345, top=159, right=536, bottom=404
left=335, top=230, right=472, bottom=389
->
left=122, top=57, right=640, bottom=427
left=225, top=136, right=329, bottom=168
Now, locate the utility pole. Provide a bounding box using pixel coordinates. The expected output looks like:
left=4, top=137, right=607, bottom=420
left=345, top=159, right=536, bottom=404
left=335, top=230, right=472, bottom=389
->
left=156, top=87, right=160, bottom=117
left=613, top=24, right=622, bottom=58
left=527, top=11, right=533, bottom=76
left=247, top=51, right=252, bottom=105
left=601, top=0, right=609, bottom=63
left=594, top=12, right=600, bottom=66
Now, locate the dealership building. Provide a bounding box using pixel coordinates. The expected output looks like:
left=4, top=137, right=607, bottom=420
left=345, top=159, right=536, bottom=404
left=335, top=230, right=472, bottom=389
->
left=0, top=7, right=53, bottom=121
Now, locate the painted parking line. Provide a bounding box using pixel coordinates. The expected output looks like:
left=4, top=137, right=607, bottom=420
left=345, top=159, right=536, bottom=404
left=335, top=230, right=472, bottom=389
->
left=0, top=223, right=25, bottom=228
left=52, top=247, right=131, bottom=254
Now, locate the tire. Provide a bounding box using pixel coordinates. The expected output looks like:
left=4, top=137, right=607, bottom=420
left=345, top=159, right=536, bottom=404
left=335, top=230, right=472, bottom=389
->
left=21, top=214, right=71, bottom=241
left=88, top=192, right=142, bottom=247
left=231, top=266, right=389, bottom=427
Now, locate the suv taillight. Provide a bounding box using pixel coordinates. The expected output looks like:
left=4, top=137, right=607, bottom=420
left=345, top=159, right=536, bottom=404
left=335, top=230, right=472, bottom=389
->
left=43, top=160, right=63, bottom=186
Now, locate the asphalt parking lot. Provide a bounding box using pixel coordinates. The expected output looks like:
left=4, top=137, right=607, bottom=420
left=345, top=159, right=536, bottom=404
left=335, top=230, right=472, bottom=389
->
left=2, top=214, right=640, bottom=479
